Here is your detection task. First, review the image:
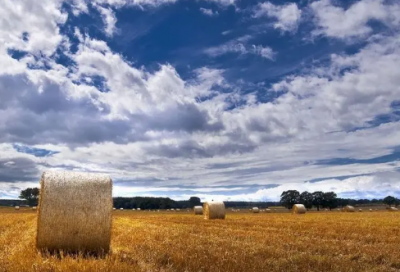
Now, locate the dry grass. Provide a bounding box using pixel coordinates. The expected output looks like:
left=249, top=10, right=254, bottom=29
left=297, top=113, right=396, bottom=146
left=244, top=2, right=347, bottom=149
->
left=1, top=208, right=400, bottom=272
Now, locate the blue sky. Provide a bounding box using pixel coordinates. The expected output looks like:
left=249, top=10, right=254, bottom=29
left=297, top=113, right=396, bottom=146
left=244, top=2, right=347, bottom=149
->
left=1, top=0, right=400, bottom=201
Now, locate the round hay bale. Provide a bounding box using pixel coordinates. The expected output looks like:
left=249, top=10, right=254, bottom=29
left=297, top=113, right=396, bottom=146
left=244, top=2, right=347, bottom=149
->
left=120, top=208, right=123, bottom=211
left=265, top=209, right=271, bottom=213
left=194, top=206, right=203, bottom=215
left=15, top=206, right=20, bottom=210
left=252, top=207, right=260, bottom=213
left=343, top=205, right=355, bottom=212
left=358, top=209, right=362, bottom=212
left=292, top=204, right=306, bottom=214
left=203, top=201, right=225, bottom=220
left=388, top=207, right=398, bottom=211
left=369, top=209, right=373, bottom=212
left=36, top=171, right=112, bottom=253
left=32, top=207, right=37, bottom=210
left=113, top=208, right=116, bottom=210
left=137, top=208, right=141, bottom=211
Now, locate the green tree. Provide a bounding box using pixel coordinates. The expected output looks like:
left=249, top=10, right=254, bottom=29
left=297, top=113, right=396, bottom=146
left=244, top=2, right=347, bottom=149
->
left=19, top=187, right=40, bottom=206
left=383, top=196, right=398, bottom=206
left=188, top=197, right=201, bottom=208
left=312, top=191, right=325, bottom=211
left=300, top=191, right=313, bottom=209
left=323, top=192, right=337, bottom=210
left=280, top=190, right=300, bottom=209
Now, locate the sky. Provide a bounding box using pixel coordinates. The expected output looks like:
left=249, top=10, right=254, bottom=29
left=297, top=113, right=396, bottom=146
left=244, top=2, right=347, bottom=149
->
left=1, top=0, right=400, bottom=201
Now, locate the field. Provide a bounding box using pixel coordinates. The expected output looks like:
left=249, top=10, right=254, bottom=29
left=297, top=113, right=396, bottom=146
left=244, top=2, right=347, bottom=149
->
left=1, top=208, right=400, bottom=272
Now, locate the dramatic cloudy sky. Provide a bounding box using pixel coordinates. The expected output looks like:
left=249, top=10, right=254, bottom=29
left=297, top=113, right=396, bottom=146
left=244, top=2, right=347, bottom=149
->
left=1, top=0, right=400, bottom=201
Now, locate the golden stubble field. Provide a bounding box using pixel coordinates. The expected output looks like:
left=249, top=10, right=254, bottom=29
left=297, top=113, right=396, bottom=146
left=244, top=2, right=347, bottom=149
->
left=1, top=208, right=400, bottom=272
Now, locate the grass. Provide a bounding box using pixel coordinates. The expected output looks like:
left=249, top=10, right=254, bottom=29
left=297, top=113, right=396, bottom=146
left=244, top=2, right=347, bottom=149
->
left=0, top=208, right=400, bottom=272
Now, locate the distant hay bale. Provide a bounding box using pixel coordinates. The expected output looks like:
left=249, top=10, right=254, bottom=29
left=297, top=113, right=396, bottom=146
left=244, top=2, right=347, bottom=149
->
left=343, top=205, right=355, bottom=212
left=36, top=171, right=112, bottom=253
left=388, top=207, right=398, bottom=211
left=292, top=204, right=306, bottom=214
left=203, top=201, right=225, bottom=220
left=137, top=208, right=141, bottom=211
left=252, top=207, right=260, bottom=213
left=15, top=206, right=20, bottom=210
left=132, top=208, right=135, bottom=210
left=32, top=207, right=37, bottom=210
left=120, top=208, right=123, bottom=210
left=358, top=209, right=362, bottom=212
left=113, top=208, right=116, bottom=210
left=265, top=209, right=271, bottom=213
left=369, top=209, right=373, bottom=212
left=194, top=206, right=203, bottom=215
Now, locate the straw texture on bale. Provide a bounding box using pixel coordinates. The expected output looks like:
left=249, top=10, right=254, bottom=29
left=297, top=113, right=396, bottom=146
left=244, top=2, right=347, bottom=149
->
left=203, top=201, right=226, bottom=220
left=252, top=207, right=260, bottom=213
left=292, top=204, right=306, bottom=214
left=36, top=171, right=113, bottom=253
left=343, top=205, right=355, bottom=212
left=194, top=206, right=203, bottom=215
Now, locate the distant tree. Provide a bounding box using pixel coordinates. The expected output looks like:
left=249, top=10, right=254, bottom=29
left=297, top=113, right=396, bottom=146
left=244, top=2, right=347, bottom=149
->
left=280, top=190, right=300, bottom=209
left=312, top=191, right=325, bottom=211
left=19, top=187, right=40, bottom=206
left=383, top=196, right=398, bottom=206
left=188, top=197, right=201, bottom=208
left=300, top=191, right=313, bottom=209
left=323, top=192, right=337, bottom=210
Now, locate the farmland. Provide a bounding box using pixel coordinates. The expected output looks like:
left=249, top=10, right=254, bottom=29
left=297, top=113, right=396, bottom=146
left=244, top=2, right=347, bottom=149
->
left=1, top=208, right=400, bottom=272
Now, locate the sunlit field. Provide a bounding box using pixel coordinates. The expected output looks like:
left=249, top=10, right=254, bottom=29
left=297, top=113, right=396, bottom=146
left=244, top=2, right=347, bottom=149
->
left=1, top=207, right=400, bottom=272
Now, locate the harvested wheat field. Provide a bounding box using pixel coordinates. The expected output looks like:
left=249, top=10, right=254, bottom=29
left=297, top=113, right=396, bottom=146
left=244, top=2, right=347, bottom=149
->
left=1, top=208, right=400, bottom=272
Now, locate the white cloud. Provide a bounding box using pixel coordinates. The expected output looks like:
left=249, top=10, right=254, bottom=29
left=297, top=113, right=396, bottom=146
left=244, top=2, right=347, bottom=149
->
left=254, top=2, right=302, bottom=32
left=95, top=5, right=118, bottom=36
left=204, top=36, right=276, bottom=60
left=251, top=45, right=275, bottom=60
left=310, top=0, right=400, bottom=39
left=200, top=8, right=219, bottom=17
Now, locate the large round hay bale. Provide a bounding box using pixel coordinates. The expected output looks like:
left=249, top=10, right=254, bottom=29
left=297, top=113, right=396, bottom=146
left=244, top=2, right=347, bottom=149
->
left=204, top=201, right=225, bottom=220
left=343, top=205, right=355, bottom=212
left=15, top=206, right=20, bottom=210
left=252, top=207, right=260, bottom=213
left=36, top=171, right=112, bottom=253
left=194, top=206, right=203, bottom=215
left=292, top=204, right=306, bottom=214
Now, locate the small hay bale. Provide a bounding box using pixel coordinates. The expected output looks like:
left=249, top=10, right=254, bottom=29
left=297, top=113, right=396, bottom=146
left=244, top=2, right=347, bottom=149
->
left=265, top=209, right=271, bottom=213
left=137, top=208, right=141, bottom=211
left=203, top=201, right=225, bottom=220
left=343, top=205, right=355, bottom=212
left=36, top=171, right=112, bottom=253
left=32, top=207, right=37, bottom=210
left=252, top=207, right=260, bottom=213
left=292, top=204, right=306, bottom=214
left=120, top=208, right=124, bottom=210
left=194, top=206, right=203, bottom=215
left=15, top=206, right=20, bottom=210
left=358, top=209, right=362, bottom=212
left=369, top=209, right=373, bottom=212
left=113, top=208, right=116, bottom=210
left=388, top=207, right=398, bottom=211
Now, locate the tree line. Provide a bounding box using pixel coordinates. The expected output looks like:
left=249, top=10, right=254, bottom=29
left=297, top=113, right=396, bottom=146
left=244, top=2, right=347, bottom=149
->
left=9, top=187, right=400, bottom=210
left=280, top=190, right=400, bottom=210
